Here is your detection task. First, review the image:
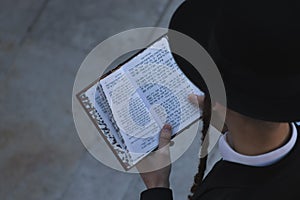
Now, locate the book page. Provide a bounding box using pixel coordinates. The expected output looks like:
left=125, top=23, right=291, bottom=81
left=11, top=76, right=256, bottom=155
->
left=123, top=37, right=203, bottom=134
left=79, top=84, right=133, bottom=168
left=94, top=84, right=126, bottom=149
left=99, top=68, right=160, bottom=163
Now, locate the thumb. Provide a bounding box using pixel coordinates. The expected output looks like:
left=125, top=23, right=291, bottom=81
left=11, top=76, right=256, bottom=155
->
left=158, top=124, right=172, bottom=150
left=188, top=94, right=204, bottom=109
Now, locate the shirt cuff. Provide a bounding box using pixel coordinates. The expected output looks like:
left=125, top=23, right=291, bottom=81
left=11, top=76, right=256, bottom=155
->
left=140, top=188, right=173, bottom=200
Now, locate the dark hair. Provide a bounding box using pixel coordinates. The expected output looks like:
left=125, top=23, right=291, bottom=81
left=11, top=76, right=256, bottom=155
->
left=188, top=94, right=212, bottom=200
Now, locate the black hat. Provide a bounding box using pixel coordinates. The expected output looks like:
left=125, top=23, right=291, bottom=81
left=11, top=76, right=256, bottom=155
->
left=168, top=0, right=300, bottom=122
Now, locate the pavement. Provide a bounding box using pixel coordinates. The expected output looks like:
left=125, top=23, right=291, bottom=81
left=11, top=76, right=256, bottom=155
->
left=0, top=0, right=221, bottom=200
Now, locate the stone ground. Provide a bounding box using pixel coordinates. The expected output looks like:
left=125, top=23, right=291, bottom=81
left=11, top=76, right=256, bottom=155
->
left=0, top=0, right=221, bottom=200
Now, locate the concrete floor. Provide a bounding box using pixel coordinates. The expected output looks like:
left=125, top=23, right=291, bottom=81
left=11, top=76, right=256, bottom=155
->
left=0, top=0, right=216, bottom=200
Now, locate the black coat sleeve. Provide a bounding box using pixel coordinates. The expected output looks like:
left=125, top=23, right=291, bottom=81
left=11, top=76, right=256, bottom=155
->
left=140, top=188, right=173, bottom=200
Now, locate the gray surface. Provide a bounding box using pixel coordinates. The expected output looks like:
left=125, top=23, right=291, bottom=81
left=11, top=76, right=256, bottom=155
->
left=0, top=0, right=215, bottom=200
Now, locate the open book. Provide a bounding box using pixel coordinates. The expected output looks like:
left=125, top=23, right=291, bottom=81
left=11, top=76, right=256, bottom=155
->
left=77, top=36, right=203, bottom=170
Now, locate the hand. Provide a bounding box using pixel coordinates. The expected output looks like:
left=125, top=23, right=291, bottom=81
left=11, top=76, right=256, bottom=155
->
left=137, top=124, right=172, bottom=189
left=188, top=94, right=228, bottom=133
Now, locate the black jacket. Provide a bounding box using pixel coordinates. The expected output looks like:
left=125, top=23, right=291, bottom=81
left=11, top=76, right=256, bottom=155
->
left=141, top=123, right=300, bottom=200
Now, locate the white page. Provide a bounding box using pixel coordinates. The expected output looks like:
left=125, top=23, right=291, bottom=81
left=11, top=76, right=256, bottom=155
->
left=100, top=68, right=160, bottom=163
left=93, top=84, right=126, bottom=149
left=84, top=84, right=125, bottom=150
left=123, top=37, right=203, bottom=135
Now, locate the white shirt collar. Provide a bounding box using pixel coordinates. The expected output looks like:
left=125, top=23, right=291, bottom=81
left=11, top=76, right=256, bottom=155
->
left=218, top=123, right=298, bottom=167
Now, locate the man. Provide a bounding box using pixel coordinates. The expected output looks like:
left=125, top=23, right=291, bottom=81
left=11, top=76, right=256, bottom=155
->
left=138, top=0, right=300, bottom=199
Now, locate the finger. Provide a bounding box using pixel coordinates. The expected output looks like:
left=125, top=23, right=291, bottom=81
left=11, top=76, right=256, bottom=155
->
left=158, top=124, right=172, bottom=150
left=188, top=94, right=204, bottom=109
